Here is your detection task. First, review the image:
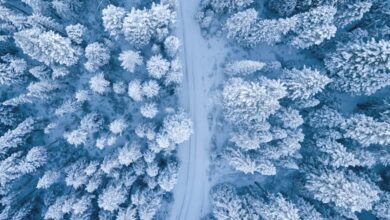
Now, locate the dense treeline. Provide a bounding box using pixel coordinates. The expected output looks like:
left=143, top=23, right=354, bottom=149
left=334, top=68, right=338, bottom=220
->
left=0, top=0, right=192, bottom=219
left=199, top=0, right=390, bottom=219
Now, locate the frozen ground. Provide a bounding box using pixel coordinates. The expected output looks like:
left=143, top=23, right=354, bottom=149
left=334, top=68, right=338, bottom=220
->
left=169, top=0, right=229, bottom=219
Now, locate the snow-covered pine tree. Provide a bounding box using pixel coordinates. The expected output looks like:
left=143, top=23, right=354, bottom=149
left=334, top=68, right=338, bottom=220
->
left=224, top=147, right=277, bottom=175
left=290, top=6, right=337, bottom=48
left=0, top=146, right=46, bottom=188
left=146, top=55, right=170, bottom=79
left=102, top=5, right=126, bottom=39
left=258, top=194, right=300, bottom=220
left=84, top=42, right=110, bottom=72
left=119, top=50, right=143, bottom=73
left=224, top=60, right=265, bottom=76
left=14, top=28, right=81, bottom=66
left=343, top=114, right=390, bottom=147
left=305, top=169, right=380, bottom=212
left=123, top=8, right=152, bottom=47
left=0, top=117, right=34, bottom=156
left=0, top=55, right=27, bottom=86
left=267, top=0, right=297, bottom=16
left=325, top=39, right=390, bottom=95
left=210, top=0, right=254, bottom=13
left=210, top=183, right=250, bottom=219
left=225, top=8, right=259, bottom=46
left=282, top=67, right=332, bottom=100
left=334, top=1, right=372, bottom=28
left=253, top=17, right=298, bottom=45
left=222, top=77, right=286, bottom=126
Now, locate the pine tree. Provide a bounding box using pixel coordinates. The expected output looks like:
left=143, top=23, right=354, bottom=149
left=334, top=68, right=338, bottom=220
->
left=373, top=193, right=390, bottom=220
left=224, top=147, right=276, bottom=175
left=66, top=24, right=86, bottom=44
left=149, top=3, right=175, bottom=31
left=71, top=194, right=93, bottom=216
left=222, top=77, right=286, bottom=126
left=14, top=28, right=80, bottom=66
left=267, top=0, right=297, bottom=16
left=51, top=0, right=82, bottom=19
left=307, top=106, right=346, bottom=129
left=142, top=80, right=160, bottom=98
left=21, top=0, right=48, bottom=13
left=253, top=17, right=298, bottom=45
left=137, top=194, right=162, bottom=220
left=325, top=39, right=390, bottom=95
left=89, top=73, right=110, bottom=94
left=117, top=142, right=142, bottom=166
left=273, top=107, right=304, bottom=129
left=0, top=117, right=34, bottom=156
left=123, top=8, right=152, bottom=47
left=225, top=9, right=258, bottom=46
left=109, top=119, right=127, bottom=135
left=0, top=5, right=28, bottom=31
left=282, top=67, right=332, bottom=100
left=0, top=147, right=46, bottom=187
left=65, top=160, right=89, bottom=189
left=306, top=170, right=380, bottom=212
left=0, top=105, right=20, bottom=128
left=229, top=128, right=273, bottom=150
left=315, top=137, right=359, bottom=168
left=146, top=161, right=159, bottom=177
left=158, top=112, right=193, bottom=145
left=335, top=1, right=372, bottom=28
left=117, top=205, right=137, bottom=220
left=146, top=55, right=170, bottom=79
left=98, top=183, right=128, bottom=212
left=0, top=55, right=27, bottom=86
left=343, top=114, right=390, bottom=147
left=295, top=0, right=339, bottom=12
left=102, top=5, right=126, bottom=39
left=296, top=198, right=325, bottom=220
left=164, top=36, right=181, bottom=58
left=140, top=102, right=158, bottom=119
left=259, top=194, right=300, bottom=220
left=119, top=50, right=143, bottom=73
left=290, top=6, right=337, bottom=48
left=27, top=13, right=62, bottom=32
left=37, top=170, right=61, bottom=189
left=210, top=0, right=254, bottom=13
left=44, top=196, right=69, bottom=220
left=84, top=42, right=110, bottom=72
left=157, top=160, right=178, bottom=192
left=210, top=184, right=249, bottom=220
left=128, top=80, right=143, bottom=101
left=18, top=146, right=47, bottom=173
left=224, top=60, right=265, bottom=76
left=113, top=81, right=127, bottom=94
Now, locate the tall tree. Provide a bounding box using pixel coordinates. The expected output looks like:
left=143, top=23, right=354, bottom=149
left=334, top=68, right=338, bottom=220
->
left=325, top=39, right=390, bottom=95
left=14, top=28, right=81, bottom=66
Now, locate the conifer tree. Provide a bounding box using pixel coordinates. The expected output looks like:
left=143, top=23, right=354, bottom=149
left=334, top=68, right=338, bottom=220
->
left=325, top=39, right=390, bottom=95
left=14, top=28, right=80, bottom=66
left=290, top=6, right=337, bottom=48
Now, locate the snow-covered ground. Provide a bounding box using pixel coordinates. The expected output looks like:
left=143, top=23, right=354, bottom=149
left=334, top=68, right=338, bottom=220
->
left=169, top=1, right=229, bottom=219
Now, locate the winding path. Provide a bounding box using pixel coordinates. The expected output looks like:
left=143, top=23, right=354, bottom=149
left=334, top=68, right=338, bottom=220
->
left=169, top=1, right=227, bottom=220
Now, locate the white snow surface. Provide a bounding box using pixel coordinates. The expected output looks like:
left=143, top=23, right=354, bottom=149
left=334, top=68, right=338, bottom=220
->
left=170, top=1, right=228, bottom=219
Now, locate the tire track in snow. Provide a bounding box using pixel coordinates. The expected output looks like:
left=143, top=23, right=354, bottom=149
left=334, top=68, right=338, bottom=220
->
left=170, top=0, right=228, bottom=219
left=170, top=0, right=210, bottom=219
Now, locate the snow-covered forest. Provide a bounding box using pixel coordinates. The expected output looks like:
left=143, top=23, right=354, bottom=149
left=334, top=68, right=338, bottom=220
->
left=198, top=0, right=390, bottom=219
left=0, top=0, right=389, bottom=219
left=0, top=0, right=193, bottom=219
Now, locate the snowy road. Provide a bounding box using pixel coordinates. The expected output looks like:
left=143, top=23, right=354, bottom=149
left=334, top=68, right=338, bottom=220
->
left=170, top=1, right=227, bottom=220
